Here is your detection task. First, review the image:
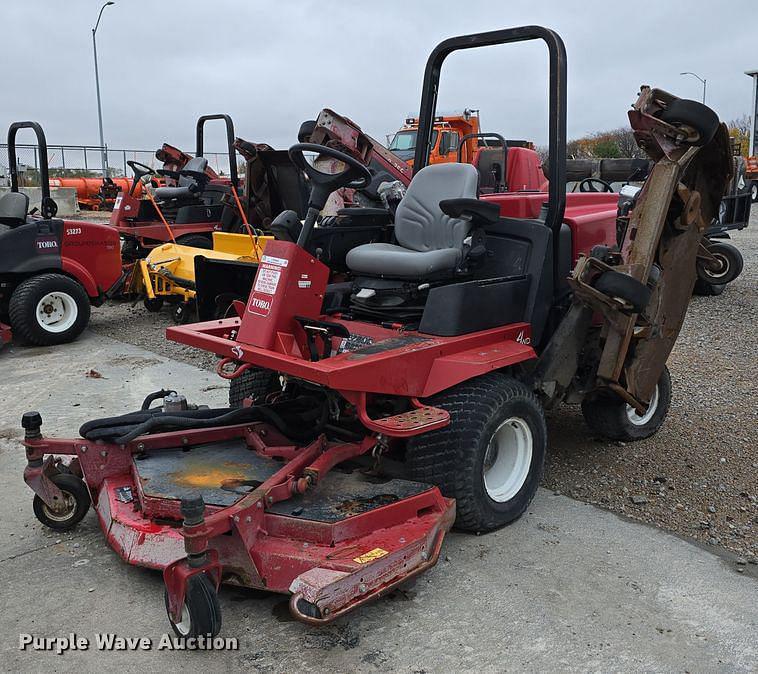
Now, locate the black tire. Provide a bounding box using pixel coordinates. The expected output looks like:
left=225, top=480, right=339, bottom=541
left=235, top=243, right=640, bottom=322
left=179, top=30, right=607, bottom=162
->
left=750, top=182, right=758, bottom=203
left=696, top=242, right=743, bottom=286
left=298, top=120, right=317, bottom=143
left=177, top=234, right=212, bottom=250
left=143, top=297, right=164, bottom=312
left=172, top=302, right=195, bottom=324
left=581, top=366, right=672, bottom=442
left=406, top=373, right=547, bottom=533
left=593, top=270, right=651, bottom=313
left=165, top=573, right=222, bottom=638
left=659, top=98, right=719, bottom=147
left=9, top=273, right=91, bottom=346
left=32, top=473, right=91, bottom=531
left=693, top=279, right=725, bottom=296
left=229, top=368, right=278, bottom=407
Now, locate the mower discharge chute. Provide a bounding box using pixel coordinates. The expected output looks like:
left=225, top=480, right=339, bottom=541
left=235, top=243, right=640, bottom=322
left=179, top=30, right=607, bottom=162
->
left=21, top=26, right=730, bottom=639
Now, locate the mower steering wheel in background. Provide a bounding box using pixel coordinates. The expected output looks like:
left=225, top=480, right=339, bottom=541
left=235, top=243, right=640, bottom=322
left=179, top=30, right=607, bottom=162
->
left=577, top=178, right=615, bottom=193
left=127, top=160, right=155, bottom=194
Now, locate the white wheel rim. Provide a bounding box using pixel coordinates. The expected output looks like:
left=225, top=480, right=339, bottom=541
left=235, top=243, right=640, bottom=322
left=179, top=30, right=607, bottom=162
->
left=483, top=417, right=533, bottom=503
left=703, top=253, right=730, bottom=280
left=174, top=602, right=191, bottom=636
left=752, top=184, right=757, bottom=200
left=36, top=292, right=78, bottom=333
left=626, top=385, right=659, bottom=426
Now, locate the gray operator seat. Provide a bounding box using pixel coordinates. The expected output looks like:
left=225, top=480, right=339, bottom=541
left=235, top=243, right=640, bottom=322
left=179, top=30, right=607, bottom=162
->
left=0, top=192, right=30, bottom=229
left=345, top=163, right=479, bottom=278
left=154, top=156, right=209, bottom=201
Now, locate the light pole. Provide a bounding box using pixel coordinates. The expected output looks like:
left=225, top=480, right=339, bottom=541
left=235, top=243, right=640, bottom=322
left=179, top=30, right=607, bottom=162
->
left=92, top=1, right=115, bottom=178
left=680, top=71, right=706, bottom=104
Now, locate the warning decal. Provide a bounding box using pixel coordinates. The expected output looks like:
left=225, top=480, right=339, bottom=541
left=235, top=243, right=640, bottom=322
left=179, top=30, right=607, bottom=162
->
left=254, top=264, right=281, bottom=295
left=353, top=547, right=389, bottom=564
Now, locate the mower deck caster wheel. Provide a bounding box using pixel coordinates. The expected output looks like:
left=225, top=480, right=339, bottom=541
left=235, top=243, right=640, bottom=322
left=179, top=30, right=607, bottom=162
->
left=593, top=270, right=651, bottom=314
left=581, top=366, right=672, bottom=441
left=696, top=242, right=743, bottom=287
left=165, top=573, right=222, bottom=638
left=143, top=298, right=164, bottom=312
left=32, top=473, right=91, bottom=531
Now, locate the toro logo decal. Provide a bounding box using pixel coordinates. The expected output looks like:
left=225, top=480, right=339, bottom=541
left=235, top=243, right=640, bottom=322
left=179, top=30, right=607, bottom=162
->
left=35, top=236, right=59, bottom=253
left=248, top=292, right=273, bottom=317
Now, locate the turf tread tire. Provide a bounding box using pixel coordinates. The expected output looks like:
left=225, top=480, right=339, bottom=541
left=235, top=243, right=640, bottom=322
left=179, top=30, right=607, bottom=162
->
left=229, top=368, right=277, bottom=407
left=406, top=373, right=546, bottom=533
left=32, top=472, right=91, bottom=531
left=9, top=273, right=90, bottom=346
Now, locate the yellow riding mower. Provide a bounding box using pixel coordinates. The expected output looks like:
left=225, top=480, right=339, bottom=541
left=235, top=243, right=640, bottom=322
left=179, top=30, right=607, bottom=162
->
left=131, top=231, right=270, bottom=323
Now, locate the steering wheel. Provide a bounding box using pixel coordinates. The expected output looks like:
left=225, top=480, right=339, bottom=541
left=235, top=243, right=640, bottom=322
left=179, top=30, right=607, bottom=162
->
left=288, top=143, right=372, bottom=209
left=578, top=178, right=614, bottom=193
left=286, top=143, right=372, bottom=249
left=127, top=160, right=154, bottom=180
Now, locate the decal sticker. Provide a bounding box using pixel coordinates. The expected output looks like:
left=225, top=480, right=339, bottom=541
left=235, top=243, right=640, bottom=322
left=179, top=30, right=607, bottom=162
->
left=113, top=195, right=122, bottom=209
left=297, top=280, right=311, bottom=288
left=516, top=330, right=531, bottom=345
left=248, top=292, right=272, bottom=317
left=254, top=265, right=281, bottom=295
left=353, top=548, right=389, bottom=564
left=35, top=236, right=59, bottom=253
left=66, top=227, right=82, bottom=236
left=261, top=254, right=288, bottom=268
left=231, top=345, right=244, bottom=358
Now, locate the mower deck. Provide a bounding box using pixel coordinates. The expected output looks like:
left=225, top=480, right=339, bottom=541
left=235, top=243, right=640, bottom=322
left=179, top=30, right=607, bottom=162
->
left=24, top=420, right=454, bottom=625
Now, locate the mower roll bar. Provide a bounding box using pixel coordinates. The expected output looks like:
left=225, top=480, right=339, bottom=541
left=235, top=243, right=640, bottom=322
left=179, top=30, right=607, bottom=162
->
left=457, top=132, right=508, bottom=191
left=195, top=114, right=238, bottom=189
left=7, top=121, right=57, bottom=219
left=413, top=25, right=567, bottom=243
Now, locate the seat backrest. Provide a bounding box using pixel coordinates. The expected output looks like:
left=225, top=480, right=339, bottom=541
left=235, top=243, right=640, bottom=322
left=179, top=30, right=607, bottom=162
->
left=0, top=191, right=30, bottom=227
left=178, top=156, right=209, bottom=187
left=394, top=163, right=479, bottom=252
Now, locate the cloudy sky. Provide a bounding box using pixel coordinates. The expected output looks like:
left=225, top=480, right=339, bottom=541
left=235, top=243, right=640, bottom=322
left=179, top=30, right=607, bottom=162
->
left=3, top=0, right=756, bottom=154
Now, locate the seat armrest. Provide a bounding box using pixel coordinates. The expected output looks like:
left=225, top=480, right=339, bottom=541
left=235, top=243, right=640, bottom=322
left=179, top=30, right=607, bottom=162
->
left=439, top=198, right=500, bottom=226
left=333, top=207, right=393, bottom=227
left=157, top=168, right=181, bottom=180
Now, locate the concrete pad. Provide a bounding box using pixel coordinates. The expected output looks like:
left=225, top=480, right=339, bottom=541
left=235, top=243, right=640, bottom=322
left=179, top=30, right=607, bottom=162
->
left=0, top=331, right=755, bottom=672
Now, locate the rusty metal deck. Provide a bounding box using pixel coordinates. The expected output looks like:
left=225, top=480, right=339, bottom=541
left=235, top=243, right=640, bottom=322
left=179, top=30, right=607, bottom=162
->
left=135, top=440, right=431, bottom=522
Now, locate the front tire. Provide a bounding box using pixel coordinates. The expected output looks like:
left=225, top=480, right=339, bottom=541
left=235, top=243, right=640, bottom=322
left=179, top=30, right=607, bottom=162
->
left=229, top=368, right=278, bottom=407
left=581, top=366, right=672, bottom=441
left=406, top=373, right=547, bottom=533
left=9, top=274, right=90, bottom=346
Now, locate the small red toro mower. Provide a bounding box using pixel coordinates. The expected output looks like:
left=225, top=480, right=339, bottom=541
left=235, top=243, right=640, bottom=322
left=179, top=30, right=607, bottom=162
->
left=112, top=114, right=245, bottom=259
left=0, top=122, right=122, bottom=346
left=21, top=26, right=731, bottom=638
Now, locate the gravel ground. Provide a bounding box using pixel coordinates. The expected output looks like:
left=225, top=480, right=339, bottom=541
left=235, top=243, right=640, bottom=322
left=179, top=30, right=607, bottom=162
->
left=88, top=210, right=757, bottom=560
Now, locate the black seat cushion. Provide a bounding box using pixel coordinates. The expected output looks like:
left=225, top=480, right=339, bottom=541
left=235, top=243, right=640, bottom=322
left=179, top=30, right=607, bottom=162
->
left=0, top=192, right=29, bottom=227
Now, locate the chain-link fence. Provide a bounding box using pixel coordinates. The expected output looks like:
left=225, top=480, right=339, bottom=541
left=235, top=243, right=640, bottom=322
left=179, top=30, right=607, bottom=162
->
left=0, top=144, right=234, bottom=187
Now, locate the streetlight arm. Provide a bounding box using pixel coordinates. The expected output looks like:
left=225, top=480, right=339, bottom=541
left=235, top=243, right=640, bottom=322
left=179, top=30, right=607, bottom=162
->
left=93, top=1, right=114, bottom=35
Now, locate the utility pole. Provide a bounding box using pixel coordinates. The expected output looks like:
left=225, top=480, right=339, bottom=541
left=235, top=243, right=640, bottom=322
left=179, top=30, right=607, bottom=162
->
left=680, top=71, right=707, bottom=104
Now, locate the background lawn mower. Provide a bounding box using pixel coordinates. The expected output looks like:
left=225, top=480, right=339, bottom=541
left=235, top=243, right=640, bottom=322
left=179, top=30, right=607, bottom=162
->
left=0, top=122, right=123, bottom=347
left=20, top=25, right=731, bottom=639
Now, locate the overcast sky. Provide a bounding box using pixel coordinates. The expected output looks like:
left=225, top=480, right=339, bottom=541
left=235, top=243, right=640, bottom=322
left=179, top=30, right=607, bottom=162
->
left=3, top=0, right=756, bottom=154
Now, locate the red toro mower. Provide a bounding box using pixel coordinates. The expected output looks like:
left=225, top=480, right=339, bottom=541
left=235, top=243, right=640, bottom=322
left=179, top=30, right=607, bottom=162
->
left=112, top=114, right=245, bottom=259
left=21, top=26, right=730, bottom=638
left=0, top=122, right=123, bottom=346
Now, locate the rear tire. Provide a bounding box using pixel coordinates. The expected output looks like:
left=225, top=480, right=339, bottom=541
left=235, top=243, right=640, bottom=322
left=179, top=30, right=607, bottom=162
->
left=9, top=274, right=90, bottom=346
left=143, top=297, right=164, bottom=312
left=229, top=368, right=278, bottom=407
left=406, top=373, right=547, bottom=533
left=581, top=366, right=671, bottom=441
left=693, top=279, right=725, bottom=296
left=177, top=234, right=212, bottom=250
